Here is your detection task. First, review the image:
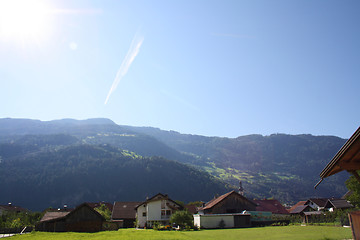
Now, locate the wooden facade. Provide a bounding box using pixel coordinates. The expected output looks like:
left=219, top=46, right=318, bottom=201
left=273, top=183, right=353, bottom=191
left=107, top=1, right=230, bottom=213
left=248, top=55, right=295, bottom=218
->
left=200, top=191, right=257, bottom=214
left=36, top=203, right=105, bottom=232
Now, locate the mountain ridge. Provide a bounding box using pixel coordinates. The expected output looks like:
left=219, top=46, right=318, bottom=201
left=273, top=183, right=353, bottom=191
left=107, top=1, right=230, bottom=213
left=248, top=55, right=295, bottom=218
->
left=0, top=118, right=350, bottom=209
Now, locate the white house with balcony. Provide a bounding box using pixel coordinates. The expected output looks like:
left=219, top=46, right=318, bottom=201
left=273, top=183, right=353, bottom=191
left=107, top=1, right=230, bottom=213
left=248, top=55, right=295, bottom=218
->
left=135, top=193, right=182, bottom=228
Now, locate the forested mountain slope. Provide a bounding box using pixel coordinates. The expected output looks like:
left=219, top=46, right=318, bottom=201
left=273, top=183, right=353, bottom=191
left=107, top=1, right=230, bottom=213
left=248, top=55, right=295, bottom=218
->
left=0, top=143, right=228, bottom=211
left=0, top=118, right=349, bottom=208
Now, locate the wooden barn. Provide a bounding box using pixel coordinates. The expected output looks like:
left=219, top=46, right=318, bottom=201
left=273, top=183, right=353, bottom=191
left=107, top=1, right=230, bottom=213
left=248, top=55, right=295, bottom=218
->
left=198, top=191, right=257, bottom=215
left=195, top=191, right=255, bottom=228
left=36, top=203, right=105, bottom=232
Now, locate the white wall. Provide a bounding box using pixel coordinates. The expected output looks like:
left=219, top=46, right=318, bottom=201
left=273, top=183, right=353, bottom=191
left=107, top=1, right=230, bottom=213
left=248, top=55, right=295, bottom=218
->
left=136, top=204, right=147, bottom=228
left=137, top=198, right=179, bottom=227
left=194, top=214, right=234, bottom=229
left=147, top=201, right=162, bottom=221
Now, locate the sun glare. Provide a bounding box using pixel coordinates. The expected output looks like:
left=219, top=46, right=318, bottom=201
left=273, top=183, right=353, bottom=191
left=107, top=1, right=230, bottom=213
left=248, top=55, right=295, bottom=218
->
left=0, top=0, right=51, bottom=42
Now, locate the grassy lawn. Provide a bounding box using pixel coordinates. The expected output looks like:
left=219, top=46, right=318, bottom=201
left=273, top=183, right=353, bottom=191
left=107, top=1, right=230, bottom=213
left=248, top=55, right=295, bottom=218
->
left=12, top=226, right=352, bottom=240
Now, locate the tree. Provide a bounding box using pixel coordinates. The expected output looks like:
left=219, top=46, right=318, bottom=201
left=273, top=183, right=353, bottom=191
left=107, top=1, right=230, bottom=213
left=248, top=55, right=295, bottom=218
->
left=345, top=173, right=360, bottom=207
left=169, top=210, right=193, bottom=230
left=95, top=204, right=111, bottom=221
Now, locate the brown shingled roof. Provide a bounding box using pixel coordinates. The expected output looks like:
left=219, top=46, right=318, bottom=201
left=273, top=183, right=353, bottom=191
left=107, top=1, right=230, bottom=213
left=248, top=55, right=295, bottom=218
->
left=112, top=202, right=142, bottom=220
left=0, top=204, right=28, bottom=213
left=306, top=198, right=328, bottom=208
left=40, top=203, right=105, bottom=223
left=40, top=211, right=71, bottom=222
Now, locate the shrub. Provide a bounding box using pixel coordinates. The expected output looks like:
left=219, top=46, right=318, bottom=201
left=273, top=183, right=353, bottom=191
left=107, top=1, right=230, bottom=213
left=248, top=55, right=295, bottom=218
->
left=152, top=222, right=160, bottom=230
left=170, top=210, right=194, bottom=230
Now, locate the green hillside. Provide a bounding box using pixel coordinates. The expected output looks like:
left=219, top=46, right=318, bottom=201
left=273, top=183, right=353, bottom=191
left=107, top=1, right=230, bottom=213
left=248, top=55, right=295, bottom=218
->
left=0, top=142, right=228, bottom=211
left=121, top=126, right=349, bottom=203
left=0, top=118, right=350, bottom=208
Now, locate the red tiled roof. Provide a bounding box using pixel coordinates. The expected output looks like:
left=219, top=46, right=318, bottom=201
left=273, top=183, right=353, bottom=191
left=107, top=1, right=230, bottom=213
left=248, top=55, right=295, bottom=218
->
left=253, top=199, right=289, bottom=214
left=112, top=202, right=142, bottom=220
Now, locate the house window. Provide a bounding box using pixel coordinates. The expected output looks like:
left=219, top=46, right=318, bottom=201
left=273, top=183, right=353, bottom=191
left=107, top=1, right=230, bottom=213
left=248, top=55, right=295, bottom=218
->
left=143, top=212, right=146, bottom=217
left=161, top=210, right=172, bottom=219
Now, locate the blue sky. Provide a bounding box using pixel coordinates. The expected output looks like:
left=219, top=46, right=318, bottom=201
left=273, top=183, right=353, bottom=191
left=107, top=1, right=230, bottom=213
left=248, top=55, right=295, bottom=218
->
left=0, top=0, right=359, bottom=138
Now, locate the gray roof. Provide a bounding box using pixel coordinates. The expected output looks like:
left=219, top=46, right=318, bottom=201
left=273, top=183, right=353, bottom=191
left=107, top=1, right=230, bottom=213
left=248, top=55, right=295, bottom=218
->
left=325, top=199, right=353, bottom=209
left=40, top=211, right=70, bottom=222
left=290, top=205, right=313, bottom=214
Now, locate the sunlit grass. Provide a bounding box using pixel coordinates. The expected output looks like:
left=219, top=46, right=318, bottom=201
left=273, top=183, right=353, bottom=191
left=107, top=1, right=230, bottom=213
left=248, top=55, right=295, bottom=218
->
left=12, top=226, right=352, bottom=240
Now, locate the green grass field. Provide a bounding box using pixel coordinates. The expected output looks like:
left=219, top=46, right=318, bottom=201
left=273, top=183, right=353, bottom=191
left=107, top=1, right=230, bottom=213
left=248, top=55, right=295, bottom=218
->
left=11, top=226, right=353, bottom=240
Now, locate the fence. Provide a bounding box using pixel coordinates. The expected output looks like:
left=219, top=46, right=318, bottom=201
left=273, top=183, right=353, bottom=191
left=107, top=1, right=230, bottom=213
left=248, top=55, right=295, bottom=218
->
left=0, top=226, right=33, bottom=234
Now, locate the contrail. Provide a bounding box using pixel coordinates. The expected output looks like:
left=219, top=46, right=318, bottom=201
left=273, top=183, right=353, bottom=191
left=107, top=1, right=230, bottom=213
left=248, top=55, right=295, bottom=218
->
left=104, top=34, right=144, bottom=105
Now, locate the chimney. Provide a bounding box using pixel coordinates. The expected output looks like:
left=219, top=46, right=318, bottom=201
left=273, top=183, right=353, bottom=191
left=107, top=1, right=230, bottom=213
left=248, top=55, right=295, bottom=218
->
left=239, top=181, right=244, bottom=195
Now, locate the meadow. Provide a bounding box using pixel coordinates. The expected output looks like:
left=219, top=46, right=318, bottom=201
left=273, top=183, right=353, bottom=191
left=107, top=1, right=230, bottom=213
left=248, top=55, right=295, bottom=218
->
left=11, top=226, right=352, bottom=240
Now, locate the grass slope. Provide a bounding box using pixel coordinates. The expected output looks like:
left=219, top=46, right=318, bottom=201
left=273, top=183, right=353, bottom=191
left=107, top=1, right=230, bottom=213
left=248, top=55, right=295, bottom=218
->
left=13, top=226, right=352, bottom=240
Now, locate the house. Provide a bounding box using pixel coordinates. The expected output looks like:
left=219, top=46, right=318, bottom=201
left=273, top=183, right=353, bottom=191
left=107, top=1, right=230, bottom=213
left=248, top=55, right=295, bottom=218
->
left=197, top=190, right=257, bottom=215
left=0, top=203, right=28, bottom=216
left=111, top=201, right=141, bottom=228
left=305, top=198, right=328, bottom=211
left=289, top=205, right=315, bottom=215
left=253, top=199, right=289, bottom=216
left=194, top=190, right=255, bottom=229
left=289, top=204, right=320, bottom=224
left=36, top=203, right=105, bottom=232
left=324, top=198, right=353, bottom=212
left=287, top=201, right=307, bottom=214
left=135, top=193, right=182, bottom=228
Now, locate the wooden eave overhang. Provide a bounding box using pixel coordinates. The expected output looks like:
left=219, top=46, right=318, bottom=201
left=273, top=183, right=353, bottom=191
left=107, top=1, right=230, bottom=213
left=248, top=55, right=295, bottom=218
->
left=316, top=127, right=360, bottom=187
